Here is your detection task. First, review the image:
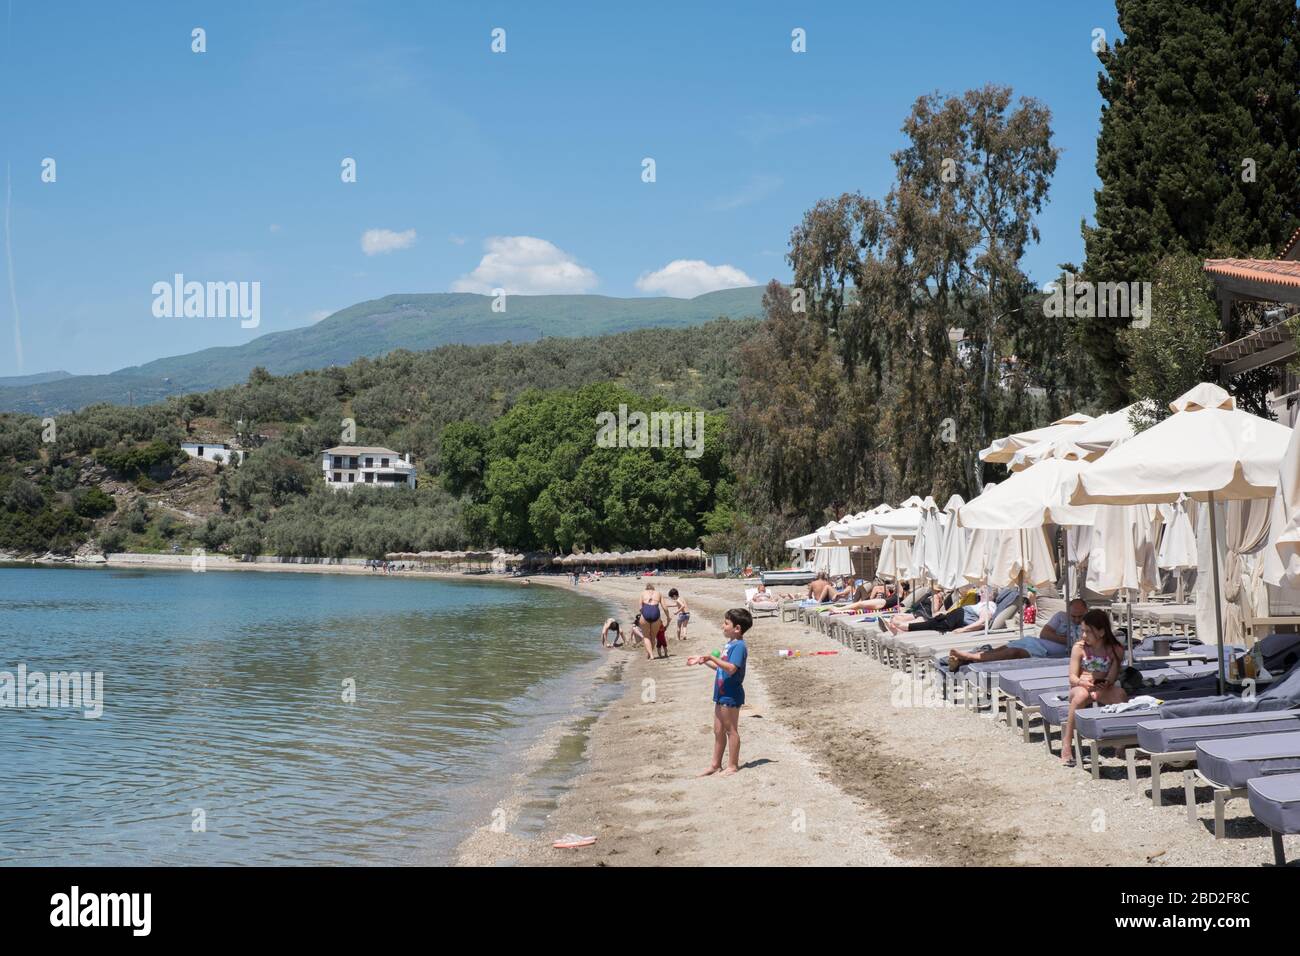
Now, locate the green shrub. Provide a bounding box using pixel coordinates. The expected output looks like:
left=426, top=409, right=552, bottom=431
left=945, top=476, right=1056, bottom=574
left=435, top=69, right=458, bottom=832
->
left=72, top=486, right=116, bottom=518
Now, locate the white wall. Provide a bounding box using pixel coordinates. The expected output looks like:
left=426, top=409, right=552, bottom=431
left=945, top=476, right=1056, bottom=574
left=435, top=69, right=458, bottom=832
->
left=181, top=443, right=243, bottom=464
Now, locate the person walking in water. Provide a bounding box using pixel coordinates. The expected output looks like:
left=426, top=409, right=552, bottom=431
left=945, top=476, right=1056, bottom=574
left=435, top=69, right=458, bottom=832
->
left=640, top=582, right=665, bottom=655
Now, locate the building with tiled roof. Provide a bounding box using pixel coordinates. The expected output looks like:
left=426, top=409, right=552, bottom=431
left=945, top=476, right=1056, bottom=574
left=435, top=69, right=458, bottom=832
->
left=1203, top=233, right=1300, bottom=425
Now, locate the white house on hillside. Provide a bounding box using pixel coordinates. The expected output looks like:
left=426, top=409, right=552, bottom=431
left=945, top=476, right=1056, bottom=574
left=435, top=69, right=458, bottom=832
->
left=181, top=441, right=244, bottom=464
left=322, top=446, right=417, bottom=490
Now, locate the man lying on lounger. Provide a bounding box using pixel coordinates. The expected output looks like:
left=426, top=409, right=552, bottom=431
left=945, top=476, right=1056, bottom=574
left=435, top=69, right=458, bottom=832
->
left=945, top=597, right=1086, bottom=667
left=885, top=588, right=997, bottom=634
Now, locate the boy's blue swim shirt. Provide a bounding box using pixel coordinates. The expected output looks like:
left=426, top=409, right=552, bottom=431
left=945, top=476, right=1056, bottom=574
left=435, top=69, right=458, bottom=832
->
left=714, top=639, right=747, bottom=706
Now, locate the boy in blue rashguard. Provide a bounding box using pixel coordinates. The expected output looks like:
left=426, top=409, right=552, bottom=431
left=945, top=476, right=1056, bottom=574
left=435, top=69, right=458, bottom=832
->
left=687, top=608, right=752, bottom=777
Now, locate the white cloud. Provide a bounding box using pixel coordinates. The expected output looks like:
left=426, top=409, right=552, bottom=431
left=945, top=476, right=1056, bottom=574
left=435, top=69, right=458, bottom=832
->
left=310, top=309, right=332, bottom=323
left=635, top=260, right=756, bottom=298
left=451, top=236, right=598, bottom=295
left=361, top=228, right=417, bottom=256
left=269, top=223, right=282, bottom=233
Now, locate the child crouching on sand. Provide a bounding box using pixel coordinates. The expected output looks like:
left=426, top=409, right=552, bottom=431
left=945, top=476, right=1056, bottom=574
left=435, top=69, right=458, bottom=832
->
left=687, top=608, right=751, bottom=777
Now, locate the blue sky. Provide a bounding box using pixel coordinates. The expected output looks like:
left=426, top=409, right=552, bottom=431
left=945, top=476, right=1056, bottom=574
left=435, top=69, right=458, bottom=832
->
left=2, top=0, right=1121, bottom=378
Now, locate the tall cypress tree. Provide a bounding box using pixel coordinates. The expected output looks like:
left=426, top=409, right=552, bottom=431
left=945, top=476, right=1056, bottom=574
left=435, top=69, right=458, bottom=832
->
left=1083, top=0, right=1300, bottom=406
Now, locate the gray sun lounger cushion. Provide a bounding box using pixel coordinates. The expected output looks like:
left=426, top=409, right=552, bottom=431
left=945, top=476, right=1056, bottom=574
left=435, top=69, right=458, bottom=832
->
left=1247, top=772, right=1300, bottom=834
left=1196, top=731, right=1300, bottom=789
left=1136, top=710, right=1300, bottom=754
left=997, top=667, right=1073, bottom=700
left=1063, top=682, right=1226, bottom=740
left=1130, top=634, right=1206, bottom=654
left=1036, top=665, right=1223, bottom=731
left=948, top=656, right=1069, bottom=682
left=1255, top=631, right=1300, bottom=674
left=1158, top=648, right=1300, bottom=720
left=934, top=637, right=1204, bottom=682
left=1014, top=679, right=1073, bottom=708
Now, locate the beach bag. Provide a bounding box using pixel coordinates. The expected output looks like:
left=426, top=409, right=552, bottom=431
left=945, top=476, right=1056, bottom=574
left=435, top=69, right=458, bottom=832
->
left=1118, top=666, right=1144, bottom=696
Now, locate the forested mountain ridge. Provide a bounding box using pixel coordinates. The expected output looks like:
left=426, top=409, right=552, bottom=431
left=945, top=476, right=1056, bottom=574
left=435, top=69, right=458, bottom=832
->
left=0, top=288, right=766, bottom=415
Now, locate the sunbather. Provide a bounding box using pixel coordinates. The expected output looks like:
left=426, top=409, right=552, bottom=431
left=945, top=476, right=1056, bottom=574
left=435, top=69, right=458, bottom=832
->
left=804, top=572, right=837, bottom=603
left=828, top=582, right=912, bottom=614
left=948, top=598, right=1085, bottom=667
left=886, top=589, right=996, bottom=634
left=1060, top=609, right=1127, bottom=767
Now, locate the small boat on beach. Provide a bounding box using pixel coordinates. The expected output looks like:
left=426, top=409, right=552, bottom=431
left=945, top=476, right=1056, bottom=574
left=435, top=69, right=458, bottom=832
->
left=761, top=568, right=816, bottom=586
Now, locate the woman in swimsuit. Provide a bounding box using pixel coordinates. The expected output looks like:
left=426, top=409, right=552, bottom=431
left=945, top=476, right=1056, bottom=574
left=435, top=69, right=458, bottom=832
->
left=1060, top=608, right=1127, bottom=767
left=640, top=584, right=664, bottom=653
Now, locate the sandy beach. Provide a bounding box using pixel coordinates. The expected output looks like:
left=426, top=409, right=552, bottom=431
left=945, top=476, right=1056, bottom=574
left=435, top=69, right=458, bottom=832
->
left=458, top=575, right=1289, bottom=867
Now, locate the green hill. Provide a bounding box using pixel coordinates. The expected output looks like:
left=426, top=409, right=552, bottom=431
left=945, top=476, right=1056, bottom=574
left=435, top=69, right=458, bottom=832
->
left=0, top=287, right=767, bottom=415
left=0, top=316, right=760, bottom=557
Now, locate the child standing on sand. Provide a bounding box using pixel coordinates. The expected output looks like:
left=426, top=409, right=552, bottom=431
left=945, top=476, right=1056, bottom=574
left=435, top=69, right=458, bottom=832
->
left=688, top=608, right=752, bottom=777
left=665, top=588, right=691, bottom=641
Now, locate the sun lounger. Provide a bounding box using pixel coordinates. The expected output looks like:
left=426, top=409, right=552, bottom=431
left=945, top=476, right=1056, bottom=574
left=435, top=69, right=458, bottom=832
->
left=832, top=616, right=882, bottom=654
left=1007, top=660, right=1216, bottom=757
left=1037, top=665, right=1223, bottom=777
left=931, top=633, right=1206, bottom=682
left=1131, top=711, right=1300, bottom=807
left=744, top=588, right=782, bottom=618
left=1187, top=731, right=1300, bottom=838
left=1247, top=772, right=1300, bottom=865
left=879, top=626, right=1026, bottom=673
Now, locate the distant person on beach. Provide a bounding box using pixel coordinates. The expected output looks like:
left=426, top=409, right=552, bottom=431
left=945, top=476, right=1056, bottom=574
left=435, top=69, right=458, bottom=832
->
left=640, top=582, right=665, bottom=650
left=806, top=572, right=836, bottom=603
left=831, top=578, right=858, bottom=602
left=632, top=613, right=654, bottom=661
left=829, top=582, right=911, bottom=614
left=886, top=588, right=996, bottom=635
left=688, top=607, right=752, bottom=777
left=601, top=618, right=623, bottom=648
left=665, top=588, right=690, bottom=641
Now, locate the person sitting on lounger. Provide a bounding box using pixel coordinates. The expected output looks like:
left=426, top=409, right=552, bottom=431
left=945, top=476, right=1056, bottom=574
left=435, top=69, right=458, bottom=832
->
left=886, top=588, right=995, bottom=634
left=1060, top=609, right=1128, bottom=767
left=804, top=572, right=837, bottom=604
left=946, top=598, right=1086, bottom=669
left=829, top=582, right=912, bottom=614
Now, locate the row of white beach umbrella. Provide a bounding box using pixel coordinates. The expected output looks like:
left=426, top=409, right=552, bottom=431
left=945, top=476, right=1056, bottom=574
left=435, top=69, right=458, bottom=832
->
left=555, top=548, right=706, bottom=566
left=384, top=549, right=705, bottom=566
left=786, top=382, right=1300, bottom=693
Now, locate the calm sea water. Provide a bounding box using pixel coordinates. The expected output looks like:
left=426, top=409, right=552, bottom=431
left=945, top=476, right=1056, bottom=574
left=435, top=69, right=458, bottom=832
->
left=0, top=565, right=612, bottom=865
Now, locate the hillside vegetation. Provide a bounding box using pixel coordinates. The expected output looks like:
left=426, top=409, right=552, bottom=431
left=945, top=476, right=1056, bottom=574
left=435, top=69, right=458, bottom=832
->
left=0, top=317, right=756, bottom=558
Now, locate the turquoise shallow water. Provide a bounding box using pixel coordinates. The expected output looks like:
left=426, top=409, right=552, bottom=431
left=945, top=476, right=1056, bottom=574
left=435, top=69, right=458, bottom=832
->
left=0, top=565, right=610, bottom=865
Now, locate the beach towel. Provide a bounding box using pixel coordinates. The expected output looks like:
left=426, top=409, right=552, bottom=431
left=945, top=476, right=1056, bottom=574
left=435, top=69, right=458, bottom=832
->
left=1099, top=695, right=1162, bottom=714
